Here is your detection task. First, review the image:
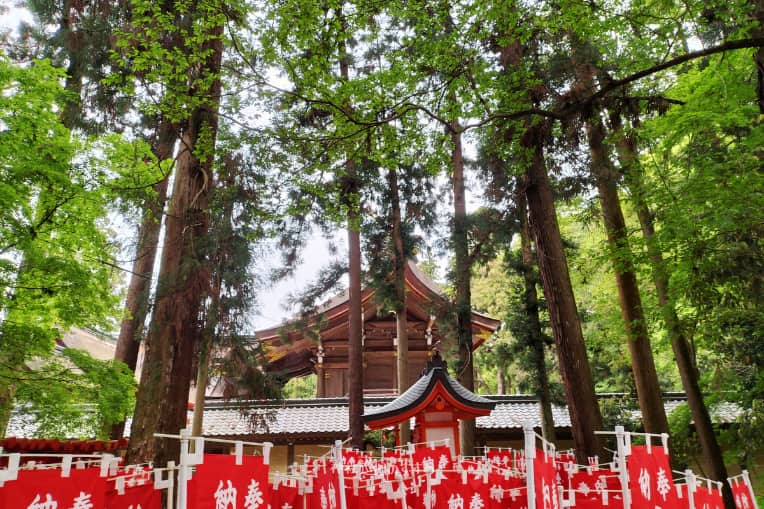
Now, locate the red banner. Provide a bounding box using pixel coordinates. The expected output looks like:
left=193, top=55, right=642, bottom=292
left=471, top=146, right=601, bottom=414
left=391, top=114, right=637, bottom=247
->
left=188, top=454, right=270, bottom=509
left=731, top=479, right=755, bottom=509
left=534, top=449, right=560, bottom=509
left=627, top=445, right=679, bottom=509
left=570, top=469, right=624, bottom=509
left=105, top=483, right=161, bottom=509
left=271, top=481, right=301, bottom=509
left=0, top=467, right=106, bottom=509
left=412, top=445, right=453, bottom=472
left=693, top=484, right=724, bottom=509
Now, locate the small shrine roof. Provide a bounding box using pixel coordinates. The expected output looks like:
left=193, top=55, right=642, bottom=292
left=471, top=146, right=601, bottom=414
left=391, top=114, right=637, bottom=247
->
left=362, top=354, right=496, bottom=428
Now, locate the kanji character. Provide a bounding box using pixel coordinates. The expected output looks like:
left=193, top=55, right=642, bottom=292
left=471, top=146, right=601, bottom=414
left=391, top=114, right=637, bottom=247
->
left=69, top=492, right=93, bottom=509
left=578, top=482, right=591, bottom=496
left=328, top=483, right=337, bottom=509
left=215, top=480, right=238, bottom=509
left=656, top=469, right=670, bottom=501
left=638, top=468, right=651, bottom=501
left=595, top=476, right=607, bottom=494
left=448, top=493, right=464, bottom=509
left=244, top=479, right=264, bottom=509
left=27, top=494, right=58, bottom=509
left=490, top=484, right=503, bottom=502
left=542, top=480, right=552, bottom=509
left=469, top=493, right=485, bottom=509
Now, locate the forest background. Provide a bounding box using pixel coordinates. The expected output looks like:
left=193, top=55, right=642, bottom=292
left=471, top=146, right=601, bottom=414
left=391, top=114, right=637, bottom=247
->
left=0, top=0, right=762, bottom=506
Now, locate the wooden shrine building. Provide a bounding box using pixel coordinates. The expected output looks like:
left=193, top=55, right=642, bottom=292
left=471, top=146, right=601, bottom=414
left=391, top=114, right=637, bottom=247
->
left=255, top=261, right=501, bottom=398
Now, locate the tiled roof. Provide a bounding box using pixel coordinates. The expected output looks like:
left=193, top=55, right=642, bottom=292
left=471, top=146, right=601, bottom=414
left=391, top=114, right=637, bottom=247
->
left=201, top=399, right=399, bottom=438
left=6, top=394, right=744, bottom=440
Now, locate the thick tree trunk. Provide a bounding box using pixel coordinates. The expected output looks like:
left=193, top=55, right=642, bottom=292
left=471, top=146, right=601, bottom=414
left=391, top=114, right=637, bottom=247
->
left=518, top=193, right=557, bottom=442
left=110, top=120, right=174, bottom=440
left=126, top=23, right=223, bottom=467
left=614, top=118, right=734, bottom=509
left=586, top=117, right=669, bottom=435
left=451, top=125, right=476, bottom=457
left=521, top=123, right=602, bottom=461
left=389, top=167, right=411, bottom=444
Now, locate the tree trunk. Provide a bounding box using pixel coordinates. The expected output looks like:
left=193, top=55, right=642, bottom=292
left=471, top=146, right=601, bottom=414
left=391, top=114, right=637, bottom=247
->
left=518, top=192, right=557, bottom=442
left=110, top=120, right=175, bottom=440
left=338, top=37, right=365, bottom=450
left=126, top=23, right=223, bottom=467
left=451, top=124, right=476, bottom=457
left=389, top=167, right=411, bottom=444
left=347, top=194, right=364, bottom=449
left=614, top=117, right=734, bottom=509
left=586, top=117, right=669, bottom=435
left=521, top=123, right=602, bottom=461
left=191, top=333, right=212, bottom=439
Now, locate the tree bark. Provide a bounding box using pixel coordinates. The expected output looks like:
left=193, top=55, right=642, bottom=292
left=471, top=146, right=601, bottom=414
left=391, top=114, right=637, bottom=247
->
left=126, top=22, right=223, bottom=466
left=110, top=119, right=174, bottom=440
left=614, top=117, right=734, bottom=509
left=451, top=124, right=476, bottom=457
left=586, top=116, right=669, bottom=435
left=338, top=42, right=365, bottom=450
left=389, top=167, right=411, bottom=444
left=518, top=193, right=557, bottom=442
left=347, top=191, right=364, bottom=449
left=521, top=123, right=602, bottom=461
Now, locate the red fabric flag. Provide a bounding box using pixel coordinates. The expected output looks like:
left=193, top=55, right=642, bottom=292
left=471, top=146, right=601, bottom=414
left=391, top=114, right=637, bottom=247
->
left=486, top=450, right=515, bottom=469
left=694, top=484, right=724, bottom=509
left=485, top=473, right=525, bottom=509
left=533, top=449, right=559, bottom=509
left=412, top=445, right=453, bottom=472
left=105, top=483, right=161, bottom=509
left=731, top=479, right=756, bottom=509
left=627, top=445, right=679, bottom=509
left=569, top=469, right=624, bottom=509
left=306, top=463, right=340, bottom=509
left=0, top=467, right=107, bottom=509
left=270, top=481, right=301, bottom=509
left=188, top=454, right=270, bottom=509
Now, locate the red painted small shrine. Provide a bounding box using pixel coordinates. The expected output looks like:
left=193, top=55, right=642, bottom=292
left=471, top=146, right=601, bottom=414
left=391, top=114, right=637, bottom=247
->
left=362, top=352, right=495, bottom=455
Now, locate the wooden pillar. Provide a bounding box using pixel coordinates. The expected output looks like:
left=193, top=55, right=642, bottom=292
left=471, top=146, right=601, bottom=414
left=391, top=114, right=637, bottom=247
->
left=316, top=365, right=326, bottom=398
left=287, top=442, right=295, bottom=470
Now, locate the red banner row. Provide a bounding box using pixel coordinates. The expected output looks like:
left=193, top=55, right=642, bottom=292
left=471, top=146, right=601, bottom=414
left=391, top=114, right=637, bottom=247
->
left=0, top=445, right=757, bottom=509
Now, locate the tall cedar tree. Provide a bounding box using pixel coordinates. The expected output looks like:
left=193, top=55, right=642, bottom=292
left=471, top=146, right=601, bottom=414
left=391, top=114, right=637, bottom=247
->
left=495, top=26, right=604, bottom=458
left=585, top=113, right=669, bottom=435
left=126, top=1, right=225, bottom=465
left=613, top=112, right=734, bottom=509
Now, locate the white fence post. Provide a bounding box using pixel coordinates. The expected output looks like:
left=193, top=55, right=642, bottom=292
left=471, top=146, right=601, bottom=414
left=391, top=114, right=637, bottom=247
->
left=335, top=440, right=348, bottom=509
left=524, top=422, right=537, bottom=509
left=615, top=426, right=631, bottom=509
